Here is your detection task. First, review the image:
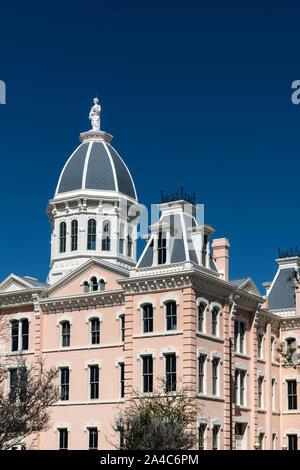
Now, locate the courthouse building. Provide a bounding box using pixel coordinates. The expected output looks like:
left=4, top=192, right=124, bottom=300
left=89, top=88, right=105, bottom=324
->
left=0, top=102, right=300, bottom=450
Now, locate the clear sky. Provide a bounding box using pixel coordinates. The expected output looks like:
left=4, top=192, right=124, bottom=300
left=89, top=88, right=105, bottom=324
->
left=1, top=0, right=300, bottom=292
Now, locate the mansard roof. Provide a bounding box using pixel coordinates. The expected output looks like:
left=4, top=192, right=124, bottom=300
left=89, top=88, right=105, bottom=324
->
left=267, top=266, right=296, bottom=311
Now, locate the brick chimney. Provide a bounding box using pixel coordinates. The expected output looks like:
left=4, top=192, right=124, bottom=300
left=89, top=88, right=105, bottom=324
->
left=211, top=238, right=230, bottom=281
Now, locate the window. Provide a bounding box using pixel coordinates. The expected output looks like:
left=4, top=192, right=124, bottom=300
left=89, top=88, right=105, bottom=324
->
left=258, top=334, right=263, bottom=359
left=99, top=279, right=105, bottom=291
left=102, top=221, right=111, bottom=251
left=271, top=336, right=275, bottom=361
left=198, top=355, right=206, bottom=394
left=288, top=434, right=298, bottom=451
left=88, top=428, right=98, bottom=450
left=165, top=354, right=176, bottom=392
left=83, top=281, right=89, bottom=293
left=119, top=431, right=124, bottom=450
left=142, top=356, right=153, bottom=393
left=212, top=307, right=219, bottom=336
left=258, top=376, right=264, bottom=409
left=142, top=304, right=153, bottom=333
left=60, top=368, right=70, bottom=401
left=120, top=314, right=125, bottom=342
left=11, top=321, right=19, bottom=352
left=212, top=425, right=220, bottom=450
left=87, top=219, right=96, bottom=250
left=212, top=358, right=219, bottom=396
left=71, top=220, right=78, bottom=251
left=9, top=367, right=27, bottom=403
left=234, top=320, right=245, bottom=354
left=120, top=363, right=125, bottom=398
left=90, top=365, right=99, bottom=399
left=286, top=338, right=297, bottom=356
left=287, top=380, right=297, bottom=410
left=258, top=432, right=264, bottom=450
left=272, top=433, right=276, bottom=450
left=166, top=301, right=177, bottom=331
left=198, top=424, right=206, bottom=450
left=61, top=321, right=70, bottom=347
left=202, top=234, right=208, bottom=266
left=90, top=318, right=100, bottom=345
left=198, top=302, right=206, bottom=332
left=272, top=378, right=276, bottom=411
left=21, top=319, right=29, bottom=351
left=235, top=369, right=246, bottom=406
left=58, top=429, right=68, bottom=450
left=157, top=231, right=166, bottom=265
left=11, top=319, right=29, bottom=352
left=127, top=230, right=133, bottom=257
left=90, top=276, right=98, bottom=292
left=59, top=222, right=66, bottom=253
left=119, top=223, right=124, bottom=254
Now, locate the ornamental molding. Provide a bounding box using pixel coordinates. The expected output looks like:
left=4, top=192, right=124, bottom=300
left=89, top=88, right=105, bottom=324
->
left=280, top=316, right=300, bottom=330
left=40, top=290, right=124, bottom=313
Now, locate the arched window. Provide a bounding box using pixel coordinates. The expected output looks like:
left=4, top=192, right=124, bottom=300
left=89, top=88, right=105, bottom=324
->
left=165, top=301, right=177, bottom=331
left=198, top=302, right=206, bottom=332
left=87, top=219, right=96, bottom=250
left=127, top=228, right=133, bottom=257
left=90, top=318, right=100, bottom=345
left=142, top=304, right=153, bottom=333
left=59, top=222, right=67, bottom=253
left=119, top=223, right=124, bottom=254
left=99, top=279, right=105, bottom=291
left=158, top=231, right=166, bottom=265
left=71, top=220, right=78, bottom=251
left=102, top=221, right=111, bottom=251
left=21, top=319, right=29, bottom=351
left=61, top=321, right=70, bottom=347
left=11, top=320, right=19, bottom=352
left=212, top=307, right=219, bottom=336
left=90, top=277, right=99, bottom=292
left=83, top=281, right=89, bottom=293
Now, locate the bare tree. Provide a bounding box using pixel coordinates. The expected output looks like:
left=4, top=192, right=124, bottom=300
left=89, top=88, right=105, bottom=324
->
left=113, top=379, right=200, bottom=450
left=0, top=310, right=59, bottom=450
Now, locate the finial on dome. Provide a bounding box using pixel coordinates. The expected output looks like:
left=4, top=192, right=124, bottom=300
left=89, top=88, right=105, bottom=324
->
left=89, top=97, right=101, bottom=131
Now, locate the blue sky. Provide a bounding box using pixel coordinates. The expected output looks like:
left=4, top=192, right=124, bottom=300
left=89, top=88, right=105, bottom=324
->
left=1, top=0, right=300, bottom=291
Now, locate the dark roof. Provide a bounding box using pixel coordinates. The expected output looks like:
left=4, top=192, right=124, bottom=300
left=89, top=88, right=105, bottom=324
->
left=18, top=275, right=49, bottom=289
left=56, top=141, right=137, bottom=199
left=230, top=278, right=249, bottom=288
left=267, top=268, right=296, bottom=310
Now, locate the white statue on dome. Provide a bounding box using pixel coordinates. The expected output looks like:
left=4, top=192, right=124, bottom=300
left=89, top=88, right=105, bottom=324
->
left=89, top=98, right=101, bottom=131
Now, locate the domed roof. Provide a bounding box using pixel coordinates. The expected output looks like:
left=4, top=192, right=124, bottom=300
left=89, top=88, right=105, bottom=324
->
left=55, top=131, right=137, bottom=200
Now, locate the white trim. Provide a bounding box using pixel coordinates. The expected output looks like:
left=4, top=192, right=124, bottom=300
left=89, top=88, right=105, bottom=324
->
left=159, top=347, right=179, bottom=358
left=160, top=293, right=179, bottom=307
left=211, top=419, right=223, bottom=430
left=56, top=362, right=72, bottom=371
left=197, top=348, right=210, bottom=359
left=56, top=315, right=72, bottom=327
left=210, top=302, right=223, bottom=313
left=284, top=429, right=300, bottom=438
left=137, top=349, right=156, bottom=360
left=82, top=142, right=93, bottom=189
left=235, top=363, right=248, bottom=371
left=85, top=312, right=102, bottom=323
left=283, top=375, right=300, bottom=384
left=234, top=417, right=249, bottom=425
left=7, top=314, right=31, bottom=324
left=54, top=423, right=71, bottom=432
left=198, top=418, right=210, bottom=430
left=84, top=360, right=102, bottom=369
left=83, top=422, right=100, bottom=432
left=137, top=296, right=156, bottom=310
left=116, top=308, right=125, bottom=320
left=211, top=351, right=223, bottom=363
left=115, top=357, right=125, bottom=367
left=196, top=297, right=209, bottom=307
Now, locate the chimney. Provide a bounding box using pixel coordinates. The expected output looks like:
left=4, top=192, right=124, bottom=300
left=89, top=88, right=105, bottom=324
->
left=211, top=238, right=230, bottom=281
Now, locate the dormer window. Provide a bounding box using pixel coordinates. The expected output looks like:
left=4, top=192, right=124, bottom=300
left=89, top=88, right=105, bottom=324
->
left=82, top=277, right=106, bottom=293
left=102, top=221, right=111, bottom=251
left=202, top=234, right=208, bottom=266
left=158, top=231, right=166, bottom=265
left=59, top=222, right=67, bottom=253
left=91, top=277, right=99, bottom=292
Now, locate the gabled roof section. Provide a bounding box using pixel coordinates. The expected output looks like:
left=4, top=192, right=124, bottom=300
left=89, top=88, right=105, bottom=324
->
left=48, top=258, right=130, bottom=297
left=230, top=277, right=261, bottom=296
left=0, top=274, right=48, bottom=293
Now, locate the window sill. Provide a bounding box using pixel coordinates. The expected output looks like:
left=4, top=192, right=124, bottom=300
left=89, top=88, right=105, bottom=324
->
left=234, top=352, right=251, bottom=359
left=196, top=332, right=224, bottom=343
left=197, top=393, right=225, bottom=402
left=257, top=358, right=266, bottom=364
left=235, top=405, right=251, bottom=411
left=133, top=330, right=183, bottom=339
left=7, top=350, right=34, bottom=356
left=257, top=408, right=267, bottom=413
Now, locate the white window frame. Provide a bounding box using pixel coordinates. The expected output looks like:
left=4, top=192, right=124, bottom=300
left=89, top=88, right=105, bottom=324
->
left=210, top=302, right=222, bottom=337
left=196, top=297, right=209, bottom=333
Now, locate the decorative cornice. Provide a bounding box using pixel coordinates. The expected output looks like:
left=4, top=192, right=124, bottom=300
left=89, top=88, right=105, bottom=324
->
left=40, top=290, right=124, bottom=313
left=0, top=288, right=47, bottom=309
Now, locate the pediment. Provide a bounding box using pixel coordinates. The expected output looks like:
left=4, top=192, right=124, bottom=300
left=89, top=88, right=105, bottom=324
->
left=238, top=278, right=261, bottom=297
left=48, top=258, right=129, bottom=298
left=0, top=274, right=34, bottom=293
